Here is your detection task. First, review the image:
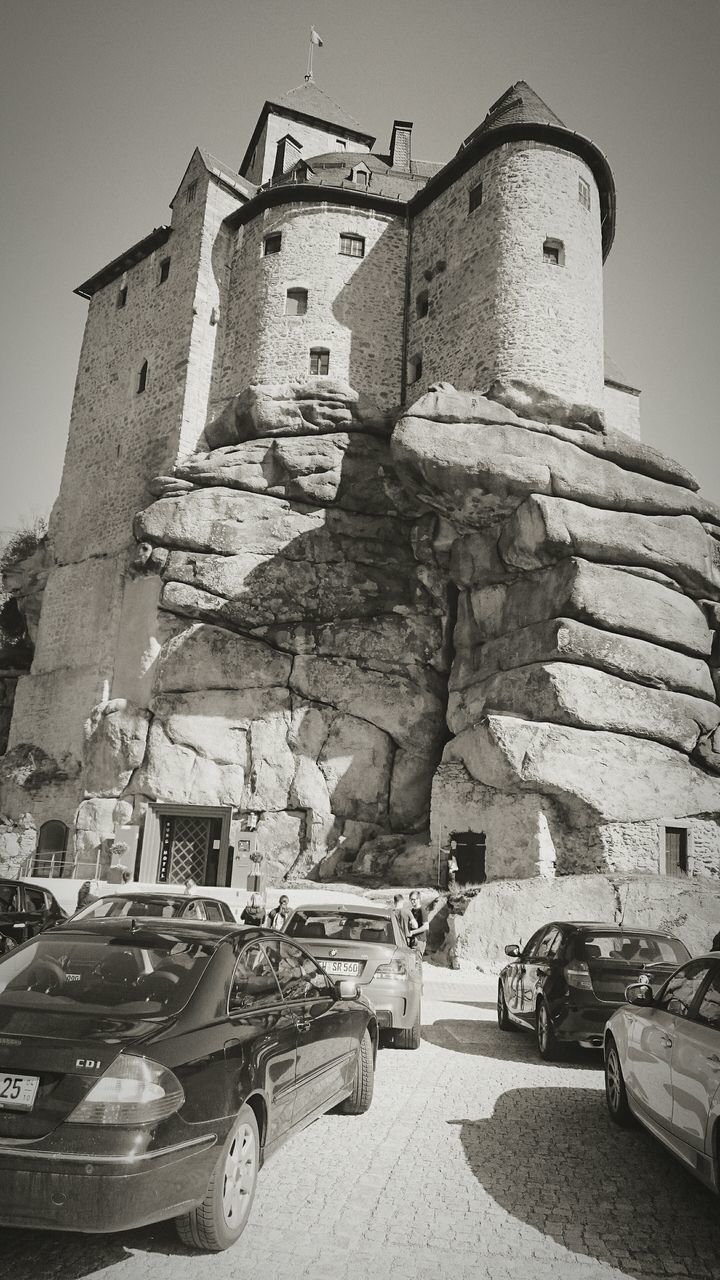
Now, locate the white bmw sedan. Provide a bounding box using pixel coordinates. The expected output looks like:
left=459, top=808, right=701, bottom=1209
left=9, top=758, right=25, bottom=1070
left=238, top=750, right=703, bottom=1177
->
left=604, top=952, right=720, bottom=1194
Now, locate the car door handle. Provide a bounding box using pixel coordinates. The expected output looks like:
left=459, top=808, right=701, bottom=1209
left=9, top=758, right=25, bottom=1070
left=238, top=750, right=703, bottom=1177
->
left=661, top=1036, right=673, bottom=1048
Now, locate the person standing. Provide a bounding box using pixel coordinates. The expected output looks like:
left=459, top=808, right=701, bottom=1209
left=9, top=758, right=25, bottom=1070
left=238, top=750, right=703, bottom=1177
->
left=393, top=893, right=413, bottom=944
left=407, top=891, right=429, bottom=957
left=268, top=895, right=291, bottom=930
left=711, top=928, right=720, bottom=952
left=447, top=850, right=459, bottom=889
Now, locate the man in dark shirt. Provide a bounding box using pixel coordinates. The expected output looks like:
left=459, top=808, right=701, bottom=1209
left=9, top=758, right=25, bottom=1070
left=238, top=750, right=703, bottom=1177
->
left=711, top=928, right=720, bottom=953
left=407, top=891, right=429, bottom=957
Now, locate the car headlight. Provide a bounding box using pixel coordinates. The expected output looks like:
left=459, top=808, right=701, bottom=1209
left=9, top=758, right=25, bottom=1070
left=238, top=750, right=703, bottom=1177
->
left=67, top=1054, right=184, bottom=1126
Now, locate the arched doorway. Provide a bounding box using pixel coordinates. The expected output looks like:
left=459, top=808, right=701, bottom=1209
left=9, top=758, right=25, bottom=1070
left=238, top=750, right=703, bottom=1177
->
left=34, top=820, right=69, bottom=877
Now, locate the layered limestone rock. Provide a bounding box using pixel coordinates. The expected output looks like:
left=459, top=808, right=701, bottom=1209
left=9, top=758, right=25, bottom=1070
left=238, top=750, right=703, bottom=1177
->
left=393, top=383, right=720, bottom=879
left=80, top=379, right=451, bottom=877
left=71, top=376, right=720, bottom=883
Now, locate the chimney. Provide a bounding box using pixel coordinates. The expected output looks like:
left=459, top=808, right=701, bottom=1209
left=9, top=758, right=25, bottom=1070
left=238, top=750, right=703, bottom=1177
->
left=390, top=120, right=413, bottom=171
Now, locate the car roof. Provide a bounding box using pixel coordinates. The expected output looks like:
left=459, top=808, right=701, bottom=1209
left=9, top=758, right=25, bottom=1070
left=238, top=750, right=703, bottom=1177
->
left=52, top=918, right=244, bottom=947
left=286, top=902, right=394, bottom=920
left=91, top=891, right=223, bottom=903
left=546, top=922, right=682, bottom=937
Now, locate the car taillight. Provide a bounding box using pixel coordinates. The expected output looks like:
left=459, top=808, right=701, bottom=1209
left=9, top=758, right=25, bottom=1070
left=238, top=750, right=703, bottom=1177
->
left=375, top=959, right=408, bottom=979
left=564, top=961, right=593, bottom=990
left=67, top=1054, right=184, bottom=1126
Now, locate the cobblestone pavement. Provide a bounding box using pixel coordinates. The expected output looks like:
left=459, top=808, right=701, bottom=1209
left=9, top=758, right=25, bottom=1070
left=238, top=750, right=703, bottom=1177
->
left=4, top=966, right=720, bottom=1280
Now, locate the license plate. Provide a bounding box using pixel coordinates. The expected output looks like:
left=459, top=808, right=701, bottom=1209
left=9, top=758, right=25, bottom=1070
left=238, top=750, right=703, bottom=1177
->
left=0, top=1072, right=39, bottom=1112
left=320, top=960, right=362, bottom=976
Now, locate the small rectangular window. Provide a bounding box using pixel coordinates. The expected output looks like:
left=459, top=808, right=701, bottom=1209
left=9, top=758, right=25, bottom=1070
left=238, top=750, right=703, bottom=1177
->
left=310, top=348, right=329, bottom=375
left=416, top=289, right=429, bottom=318
left=185, top=179, right=198, bottom=204
left=469, top=182, right=483, bottom=213
left=159, top=257, right=171, bottom=284
left=664, top=827, right=688, bottom=876
left=285, top=288, right=308, bottom=316
left=339, top=233, right=365, bottom=258
left=264, top=233, right=282, bottom=255
left=578, top=176, right=591, bottom=210
left=117, top=285, right=128, bottom=309
left=543, top=238, right=564, bottom=266
left=354, top=169, right=368, bottom=189
left=408, top=353, right=423, bottom=384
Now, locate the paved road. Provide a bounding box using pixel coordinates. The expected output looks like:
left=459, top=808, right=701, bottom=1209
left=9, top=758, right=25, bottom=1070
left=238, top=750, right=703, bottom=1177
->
left=5, top=967, right=720, bottom=1280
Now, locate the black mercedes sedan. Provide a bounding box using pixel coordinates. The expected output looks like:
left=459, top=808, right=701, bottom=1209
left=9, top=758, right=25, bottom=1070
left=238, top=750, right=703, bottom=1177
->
left=497, top=920, right=690, bottom=1060
left=0, top=878, right=67, bottom=953
left=0, top=919, right=377, bottom=1250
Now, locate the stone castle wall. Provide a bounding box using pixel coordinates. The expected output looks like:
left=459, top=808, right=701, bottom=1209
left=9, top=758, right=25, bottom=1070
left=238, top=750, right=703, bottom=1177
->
left=408, top=141, right=604, bottom=410
left=212, top=204, right=406, bottom=414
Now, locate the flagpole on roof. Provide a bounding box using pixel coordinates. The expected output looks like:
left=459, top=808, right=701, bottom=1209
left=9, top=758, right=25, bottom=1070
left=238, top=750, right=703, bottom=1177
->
left=305, top=26, right=323, bottom=82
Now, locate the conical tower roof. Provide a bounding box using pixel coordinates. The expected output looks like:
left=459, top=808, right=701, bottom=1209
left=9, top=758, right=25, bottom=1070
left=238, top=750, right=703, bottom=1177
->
left=466, top=80, right=566, bottom=144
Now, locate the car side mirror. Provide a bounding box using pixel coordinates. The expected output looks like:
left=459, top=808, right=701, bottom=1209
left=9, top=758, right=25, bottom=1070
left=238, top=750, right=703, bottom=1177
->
left=504, top=944, right=521, bottom=958
left=625, top=982, right=654, bottom=1006
left=336, top=979, right=359, bottom=1000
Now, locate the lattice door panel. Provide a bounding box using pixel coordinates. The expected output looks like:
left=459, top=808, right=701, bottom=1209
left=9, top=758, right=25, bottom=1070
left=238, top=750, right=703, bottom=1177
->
left=165, top=815, right=210, bottom=884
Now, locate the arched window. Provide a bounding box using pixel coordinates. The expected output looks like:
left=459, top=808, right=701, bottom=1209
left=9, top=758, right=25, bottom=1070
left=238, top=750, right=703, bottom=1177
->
left=310, top=347, right=330, bottom=375
left=34, top=820, right=69, bottom=877
left=137, top=360, right=148, bottom=393
left=285, top=289, right=308, bottom=316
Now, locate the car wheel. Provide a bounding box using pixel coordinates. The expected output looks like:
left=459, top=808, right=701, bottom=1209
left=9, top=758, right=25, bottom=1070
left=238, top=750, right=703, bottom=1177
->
left=176, top=1103, right=259, bottom=1251
left=497, top=982, right=515, bottom=1032
left=605, top=1039, right=634, bottom=1128
left=337, top=1029, right=375, bottom=1113
left=535, top=998, right=561, bottom=1061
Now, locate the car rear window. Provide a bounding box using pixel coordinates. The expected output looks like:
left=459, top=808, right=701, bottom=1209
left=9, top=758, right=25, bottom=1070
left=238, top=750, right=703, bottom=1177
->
left=0, top=934, right=215, bottom=1016
left=76, top=897, right=203, bottom=920
left=579, top=933, right=688, bottom=966
left=285, top=912, right=394, bottom=944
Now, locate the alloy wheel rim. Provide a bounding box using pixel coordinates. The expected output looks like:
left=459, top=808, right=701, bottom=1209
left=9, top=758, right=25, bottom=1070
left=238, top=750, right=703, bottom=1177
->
left=222, top=1122, right=256, bottom=1227
left=607, top=1049, right=621, bottom=1111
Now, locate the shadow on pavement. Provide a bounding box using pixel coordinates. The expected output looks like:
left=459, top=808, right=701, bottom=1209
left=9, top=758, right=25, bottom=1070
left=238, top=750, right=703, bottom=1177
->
left=452, top=1086, right=720, bottom=1278
left=422, top=1018, right=602, bottom=1069
left=2, top=1217, right=193, bottom=1275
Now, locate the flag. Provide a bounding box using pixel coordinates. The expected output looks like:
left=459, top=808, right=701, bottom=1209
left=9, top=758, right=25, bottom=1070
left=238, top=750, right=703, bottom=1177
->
left=310, top=27, right=323, bottom=47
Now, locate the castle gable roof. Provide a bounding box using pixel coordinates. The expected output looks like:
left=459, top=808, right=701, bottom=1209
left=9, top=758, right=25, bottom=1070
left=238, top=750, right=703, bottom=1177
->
left=270, top=81, right=370, bottom=138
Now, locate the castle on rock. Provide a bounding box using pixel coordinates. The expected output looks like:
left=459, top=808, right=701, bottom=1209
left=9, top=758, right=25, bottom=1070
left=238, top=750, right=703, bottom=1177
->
left=4, top=75, right=719, bottom=909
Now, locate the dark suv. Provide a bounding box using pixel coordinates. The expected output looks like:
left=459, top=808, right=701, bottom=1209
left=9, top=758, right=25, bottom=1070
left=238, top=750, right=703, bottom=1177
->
left=497, top=921, right=690, bottom=1059
left=0, top=879, right=67, bottom=953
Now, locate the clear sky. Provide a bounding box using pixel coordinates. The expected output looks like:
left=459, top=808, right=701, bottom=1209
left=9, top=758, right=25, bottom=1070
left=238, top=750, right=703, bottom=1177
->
left=1, top=0, right=718, bottom=537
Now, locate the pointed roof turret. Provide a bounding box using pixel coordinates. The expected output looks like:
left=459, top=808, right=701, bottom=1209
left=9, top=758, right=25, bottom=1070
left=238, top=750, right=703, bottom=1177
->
left=413, top=79, right=616, bottom=260
left=465, top=81, right=566, bottom=144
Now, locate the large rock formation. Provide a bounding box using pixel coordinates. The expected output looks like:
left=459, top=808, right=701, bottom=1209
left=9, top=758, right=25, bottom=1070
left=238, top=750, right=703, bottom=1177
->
left=70, top=378, right=720, bottom=883
left=394, top=383, right=720, bottom=878
left=115, top=379, right=450, bottom=877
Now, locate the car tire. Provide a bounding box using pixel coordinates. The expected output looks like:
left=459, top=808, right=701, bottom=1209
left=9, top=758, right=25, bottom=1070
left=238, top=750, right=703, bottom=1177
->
left=535, top=998, right=561, bottom=1061
left=176, top=1103, right=259, bottom=1251
left=497, top=982, right=515, bottom=1032
left=337, top=1029, right=375, bottom=1113
left=605, top=1039, right=635, bottom=1128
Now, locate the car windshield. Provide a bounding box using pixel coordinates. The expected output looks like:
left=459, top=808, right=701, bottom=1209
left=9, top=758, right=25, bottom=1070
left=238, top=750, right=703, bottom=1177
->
left=0, top=934, right=216, bottom=1016
left=75, top=896, right=203, bottom=921
left=580, top=932, right=688, bottom=966
left=285, top=911, right=394, bottom=944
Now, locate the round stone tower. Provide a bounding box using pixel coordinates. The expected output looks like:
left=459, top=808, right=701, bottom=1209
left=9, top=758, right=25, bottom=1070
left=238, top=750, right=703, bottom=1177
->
left=408, top=82, right=615, bottom=413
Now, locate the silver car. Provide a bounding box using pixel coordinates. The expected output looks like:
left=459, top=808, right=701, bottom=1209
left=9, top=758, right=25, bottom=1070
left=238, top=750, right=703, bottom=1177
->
left=604, top=951, right=720, bottom=1194
left=282, top=903, right=422, bottom=1049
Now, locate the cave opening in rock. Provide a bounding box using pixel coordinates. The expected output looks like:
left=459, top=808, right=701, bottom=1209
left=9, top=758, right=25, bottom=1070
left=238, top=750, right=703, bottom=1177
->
left=450, top=830, right=487, bottom=885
